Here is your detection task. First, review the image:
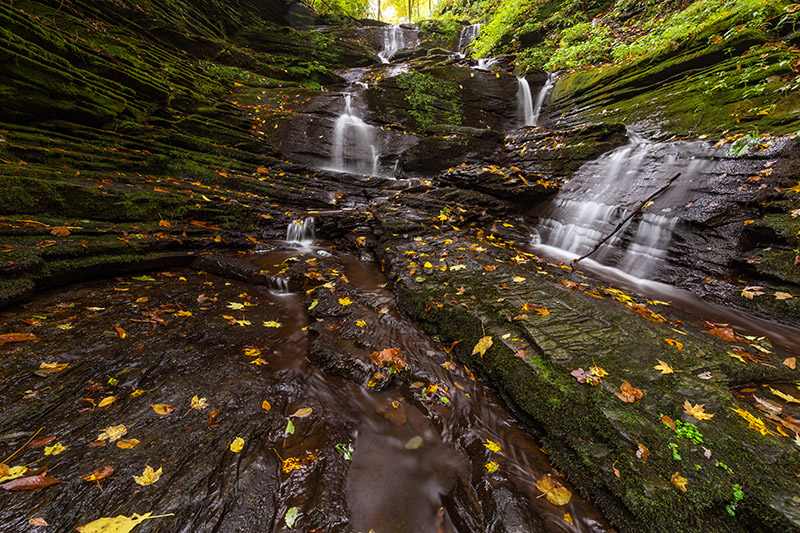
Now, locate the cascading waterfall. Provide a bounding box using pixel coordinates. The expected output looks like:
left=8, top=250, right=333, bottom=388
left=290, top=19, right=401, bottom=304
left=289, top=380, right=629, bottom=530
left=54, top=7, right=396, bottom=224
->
left=532, top=133, right=718, bottom=278
left=286, top=217, right=315, bottom=244
left=330, top=94, right=380, bottom=176
left=378, top=25, right=418, bottom=64
left=456, top=23, right=481, bottom=57
left=475, top=57, right=497, bottom=70
left=517, top=73, right=556, bottom=127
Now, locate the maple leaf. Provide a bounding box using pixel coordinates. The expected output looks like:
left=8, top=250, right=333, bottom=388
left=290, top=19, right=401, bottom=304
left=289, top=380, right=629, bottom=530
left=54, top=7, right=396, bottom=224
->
left=369, top=348, right=407, bottom=369
left=82, top=466, right=114, bottom=483
left=472, top=336, right=493, bottom=358
left=485, top=461, right=499, bottom=473
left=263, top=320, right=282, bottom=328
left=230, top=437, right=245, bottom=453
left=97, top=424, right=127, bottom=442
left=151, top=404, right=174, bottom=415
left=190, top=395, right=208, bottom=410
left=670, top=471, right=688, bottom=492
left=741, top=286, right=764, bottom=299
left=43, top=442, right=67, bottom=456
left=484, top=439, right=502, bottom=453
left=76, top=512, right=173, bottom=533
left=653, top=360, right=674, bottom=374
left=133, top=465, right=162, bottom=486
left=536, top=474, right=572, bottom=505
left=292, top=407, right=313, bottom=418
left=338, top=297, right=353, bottom=306
left=684, top=400, right=714, bottom=420
left=614, top=381, right=643, bottom=403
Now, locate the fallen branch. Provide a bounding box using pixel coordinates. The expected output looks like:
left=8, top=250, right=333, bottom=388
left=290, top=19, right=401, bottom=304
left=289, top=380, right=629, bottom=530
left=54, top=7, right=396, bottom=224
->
left=572, top=172, right=682, bottom=267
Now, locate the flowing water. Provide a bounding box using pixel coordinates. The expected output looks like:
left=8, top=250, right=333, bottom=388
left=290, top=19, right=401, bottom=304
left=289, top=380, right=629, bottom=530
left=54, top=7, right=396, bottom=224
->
left=378, top=25, right=419, bottom=64
left=330, top=94, right=381, bottom=176
left=517, top=74, right=556, bottom=127
left=286, top=217, right=315, bottom=245
left=455, top=23, right=481, bottom=58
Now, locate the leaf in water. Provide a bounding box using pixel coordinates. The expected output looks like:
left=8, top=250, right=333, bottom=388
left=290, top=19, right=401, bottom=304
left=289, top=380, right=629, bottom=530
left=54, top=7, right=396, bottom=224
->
left=614, top=381, right=643, bottom=403
left=472, top=336, right=493, bottom=358
left=653, top=360, right=674, bottom=374
left=133, top=465, right=162, bottom=486
left=43, top=442, right=67, bottom=456
left=263, top=320, right=282, bottom=328
left=1, top=473, right=63, bottom=491
left=485, top=461, right=499, bottom=473
left=284, top=507, right=299, bottom=528
left=404, top=436, right=423, bottom=450
left=190, top=395, right=208, bottom=410
left=262, top=400, right=271, bottom=411
left=98, top=396, right=116, bottom=408
left=369, top=347, right=407, bottom=369
left=665, top=338, right=683, bottom=350
left=291, top=407, right=313, bottom=418
left=281, top=451, right=319, bottom=474
left=0, top=332, right=39, bottom=345
left=116, top=439, right=140, bottom=449
left=286, top=419, right=295, bottom=435
left=97, top=425, right=127, bottom=442
left=151, top=404, right=174, bottom=415
left=0, top=465, right=27, bottom=483
left=536, top=474, right=572, bottom=505
left=563, top=513, right=573, bottom=525
left=76, top=512, right=173, bottom=533
left=683, top=400, right=714, bottom=420
left=484, top=439, right=502, bottom=453
left=230, top=437, right=244, bottom=453
left=82, top=466, right=114, bottom=482
left=670, top=471, right=688, bottom=492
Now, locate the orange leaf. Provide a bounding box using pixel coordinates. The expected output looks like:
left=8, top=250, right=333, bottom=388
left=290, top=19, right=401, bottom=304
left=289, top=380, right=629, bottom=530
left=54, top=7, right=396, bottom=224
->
left=82, top=466, right=114, bottom=482
left=683, top=400, right=714, bottom=420
left=114, top=325, right=126, bottom=339
left=614, top=381, right=643, bottom=403
left=50, top=226, right=70, bottom=237
left=0, top=332, right=39, bottom=345
left=664, top=338, right=683, bottom=350
left=150, top=404, right=174, bottom=415
left=535, top=474, right=572, bottom=505
left=708, top=326, right=736, bottom=342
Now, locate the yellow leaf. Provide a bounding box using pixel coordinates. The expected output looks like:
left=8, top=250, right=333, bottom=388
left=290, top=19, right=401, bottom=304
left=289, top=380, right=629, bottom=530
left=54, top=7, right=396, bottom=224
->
left=98, top=396, right=116, bottom=408
left=563, top=513, right=573, bottom=525
left=190, top=395, right=208, bottom=410
left=485, top=461, right=499, bottom=473
left=130, top=389, right=147, bottom=398
left=227, top=302, right=245, bottom=310
left=654, top=360, right=674, bottom=374
left=484, top=439, right=502, bottom=453
left=338, top=297, right=353, bottom=306
left=135, top=297, right=149, bottom=303
left=116, top=438, right=140, bottom=449
left=536, top=474, right=572, bottom=505
left=769, top=387, right=800, bottom=404
left=424, top=261, right=433, bottom=268
left=512, top=276, right=526, bottom=283
left=263, top=320, right=282, bottom=328
left=97, top=424, right=127, bottom=442
left=262, top=400, right=271, bottom=411
left=356, top=320, right=366, bottom=327
left=44, top=442, right=67, bottom=456
left=731, top=407, right=774, bottom=435
left=133, top=465, right=162, bottom=486
left=76, top=512, right=161, bottom=533
left=0, top=465, right=28, bottom=483
left=472, top=336, right=493, bottom=358
left=683, top=400, right=714, bottom=420
left=774, top=291, right=794, bottom=300
left=589, top=366, right=608, bottom=377
left=670, top=471, right=688, bottom=492
left=783, top=357, right=796, bottom=370
left=150, top=404, right=174, bottom=415
left=175, top=310, right=192, bottom=317
left=665, top=338, right=683, bottom=350
left=229, top=437, right=245, bottom=453
left=292, top=407, right=313, bottom=418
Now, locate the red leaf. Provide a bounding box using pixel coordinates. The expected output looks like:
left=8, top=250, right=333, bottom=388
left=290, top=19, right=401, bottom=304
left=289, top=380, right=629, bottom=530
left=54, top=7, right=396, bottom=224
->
left=1, top=473, right=63, bottom=491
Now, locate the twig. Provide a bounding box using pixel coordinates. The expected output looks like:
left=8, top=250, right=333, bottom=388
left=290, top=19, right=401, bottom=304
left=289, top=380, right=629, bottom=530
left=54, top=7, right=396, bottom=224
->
left=0, top=427, right=43, bottom=464
left=572, top=173, right=682, bottom=267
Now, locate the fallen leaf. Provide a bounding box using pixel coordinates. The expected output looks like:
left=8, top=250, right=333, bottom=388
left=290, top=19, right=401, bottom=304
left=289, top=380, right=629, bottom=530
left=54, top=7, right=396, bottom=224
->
left=665, top=338, right=683, bottom=350
left=27, top=436, right=56, bottom=448
left=82, top=466, right=114, bottom=482
left=262, top=400, right=271, bottom=411
left=662, top=414, right=676, bottom=430
left=731, top=407, right=774, bottom=435
left=97, top=396, right=116, bottom=408
left=774, top=292, right=794, bottom=300
left=684, top=400, right=714, bottom=420
left=0, top=465, right=27, bottom=483
left=1, top=473, right=63, bottom=491
left=263, top=320, right=282, bottom=328
left=369, top=347, right=407, bottom=369
left=97, top=425, right=127, bottom=442
left=284, top=507, right=299, bottom=528
left=190, top=395, right=208, bottom=410
left=34, top=362, right=68, bottom=377
left=116, top=439, right=140, bottom=449
left=150, top=404, right=174, bottom=415
left=0, top=332, right=39, bottom=345
left=708, top=326, right=736, bottom=342
left=563, top=513, right=573, bottom=525
left=484, top=439, right=502, bottom=453
left=769, top=387, right=800, bottom=404
left=783, top=357, right=796, bottom=370
left=281, top=451, right=319, bottom=474
left=76, top=512, right=170, bottom=533
left=654, top=360, right=674, bottom=374
left=286, top=419, right=295, bottom=435
left=536, top=474, right=572, bottom=506
left=230, top=437, right=244, bottom=453
left=612, top=461, right=620, bottom=478
left=133, top=465, right=162, bottom=486
left=405, top=436, right=423, bottom=449
left=614, top=381, right=643, bottom=403
left=636, top=443, right=650, bottom=462
left=113, top=325, right=126, bottom=339
left=589, top=366, right=608, bottom=378
left=227, top=302, right=245, bottom=310
left=697, top=371, right=713, bottom=380
left=485, top=460, right=499, bottom=473
left=43, top=442, right=67, bottom=456
left=50, top=226, right=70, bottom=237
left=472, top=336, right=493, bottom=358
left=292, top=407, right=313, bottom=418
left=338, top=297, right=353, bottom=306
left=28, top=517, right=48, bottom=527
left=670, top=471, right=688, bottom=492
left=741, top=286, right=765, bottom=299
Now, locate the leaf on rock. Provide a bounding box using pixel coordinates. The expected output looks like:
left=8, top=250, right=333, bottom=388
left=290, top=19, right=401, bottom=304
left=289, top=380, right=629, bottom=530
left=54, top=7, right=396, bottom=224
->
left=291, top=407, right=313, bottom=418
left=472, top=336, right=493, bottom=358
left=653, top=360, right=674, bottom=374
left=0, top=465, right=27, bottom=483
left=636, top=443, right=651, bottom=462
left=190, top=395, right=208, bottom=410
left=670, top=471, right=688, bottom=492
left=76, top=512, right=172, bottom=533
left=28, top=517, right=48, bottom=527
left=485, top=461, right=499, bottom=473
left=338, top=297, right=353, bottom=306
left=97, top=424, right=127, bottom=442
left=133, top=465, right=162, bottom=486
left=614, top=381, right=643, bottom=403
left=50, top=226, right=71, bottom=237
left=116, top=439, right=140, bottom=449
left=113, top=325, right=126, bottom=339
left=0, top=332, right=39, bottom=345
left=589, top=366, right=608, bottom=378
left=741, top=286, right=765, bottom=299
left=43, top=442, right=67, bottom=456
left=783, top=357, right=796, bottom=370
left=227, top=302, right=245, bottom=310
left=150, top=404, right=174, bottom=415
left=263, top=321, right=282, bottom=328
left=684, top=400, right=714, bottom=420
left=769, top=387, right=800, bottom=404
left=230, top=437, right=244, bottom=453
left=262, top=400, right=271, bottom=411
left=484, top=439, right=502, bottom=453
left=1, top=473, right=63, bottom=491
left=707, top=326, right=736, bottom=342
left=536, top=474, right=572, bottom=506
left=82, top=466, right=114, bottom=482
left=571, top=368, right=601, bottom=386
left=731, top=407, right=774, bottom=435
left=664, top=338, right=683, bottom=350
left=286, top=419, right=295, bottom=435
left=34, top=362, right=68, bottom=377
left=284, top=507, right=299, bottom=528
left=661, top=414, right=676, bottom=430
left=369, top=347, right=408, bottom=369
left=98, top=396, right=116, bottom=408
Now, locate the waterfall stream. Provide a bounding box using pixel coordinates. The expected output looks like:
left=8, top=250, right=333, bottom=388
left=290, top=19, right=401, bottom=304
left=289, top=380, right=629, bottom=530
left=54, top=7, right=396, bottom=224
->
left=455, top=23, right=481, bottom=57
left=517, top=73, right=556, bottom=127
left=330, top=93, right=381, bottom=176
left=378, top=25, right=418, bottom=64
left=286, top=217, right=315, bottom=245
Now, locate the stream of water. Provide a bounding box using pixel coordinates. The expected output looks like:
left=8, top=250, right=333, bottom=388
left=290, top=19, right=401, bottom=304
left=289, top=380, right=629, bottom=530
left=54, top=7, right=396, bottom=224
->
left=329, top=93, right=381, bottom=176
left=378, top=25, right=419, bottom=64
left=517, top=74, right=556, bottom=127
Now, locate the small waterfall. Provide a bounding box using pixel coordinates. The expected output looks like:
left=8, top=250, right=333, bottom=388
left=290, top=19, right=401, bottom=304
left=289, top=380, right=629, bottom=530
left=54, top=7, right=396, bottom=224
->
left=475, top=57, right=497, bottom=70
left=286, top=217, right=315, bottom=245
left=533, top=133, right=718, bottom=278
left=456, top=23, right=481, bottom=57
left=330, top=94, right=380, bottom=176
left=267, top=276, right=290, bottom=294
left=378, top=25, right=418, bottom=64
left=517, top=73, right=556, bottom=127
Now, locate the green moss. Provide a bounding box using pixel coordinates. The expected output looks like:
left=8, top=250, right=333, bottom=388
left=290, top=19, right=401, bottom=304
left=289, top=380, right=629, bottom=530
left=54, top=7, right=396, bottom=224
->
left=396, top=71, right=463, bottom=130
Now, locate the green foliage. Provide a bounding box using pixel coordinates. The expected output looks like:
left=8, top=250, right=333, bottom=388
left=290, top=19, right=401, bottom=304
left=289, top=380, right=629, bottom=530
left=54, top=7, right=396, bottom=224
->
left=726, top=130, right=760, bottom=156
left=674, top=420, right=704, bottom=444
left=545, top=23, right=613, bottom=69
left=396, top=72, right=462, bottom=130
left=726, top=484, right=745, bottom=516
left=303, top=0, right=371, bottom=19
left=667, top=442, right=681, bottom=461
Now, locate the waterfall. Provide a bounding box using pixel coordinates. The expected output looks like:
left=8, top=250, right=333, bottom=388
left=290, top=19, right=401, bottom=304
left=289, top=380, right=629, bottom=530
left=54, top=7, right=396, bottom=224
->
left=532, top=133, right=718, bottom=278
left=475, top=57, right=497, bottom=70
left=456, top=23, right=481, bottom=57
left=286, top=217, right=315, bottom=245
left=330, top=94, right=380, bottom=176
left=517, top=73, right=556, bottom=127
left=378, top=25, right=418, bottom=64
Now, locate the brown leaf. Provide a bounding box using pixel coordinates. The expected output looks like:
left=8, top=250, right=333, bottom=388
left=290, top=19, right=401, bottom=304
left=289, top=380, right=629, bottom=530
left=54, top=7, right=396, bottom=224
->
left=369, top=348, right=408, bottom=369
left=0, top=332, right=39, bottom=345
left=707, top=326, right=736, bottom=342
left=291, top=407, right=313, bottom=418
left=27, top=436, right=56, bottom=449
left=535, top=474, right=572, bottom=506
left=28, top=517, right=48, bottom=527
left=783, top=357, right=797, bottom=370
left=209, top=409, right=222, bottom=428
left=1, top=473, right=63, bottom=491
left=150, top=404, right=174, bottom=415
left=670, top=471, right=688, bottom=492
left=684, top=400, right=714, bottom=420
left=636, top=443, right=650, bottom=462
left=50, top=226, right=71, bottom=237
left=614, top=381, right=643, bottom=403
left=82, top=466, right=114, bottom=482
left=661, top=415, right=676, bottom=430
